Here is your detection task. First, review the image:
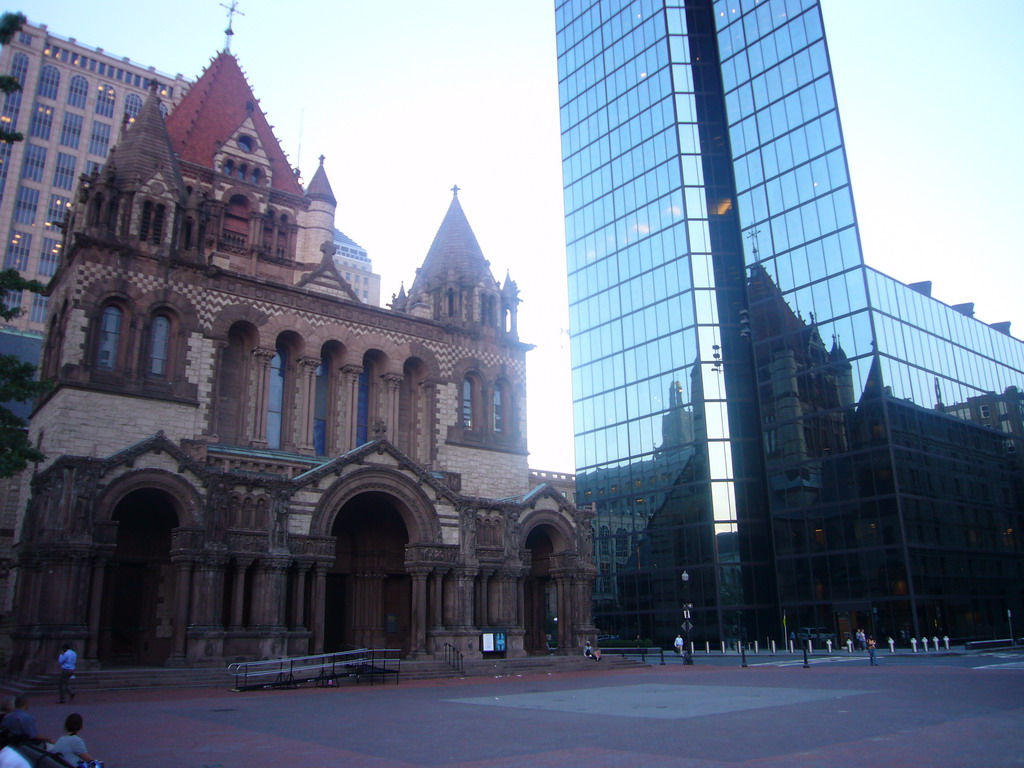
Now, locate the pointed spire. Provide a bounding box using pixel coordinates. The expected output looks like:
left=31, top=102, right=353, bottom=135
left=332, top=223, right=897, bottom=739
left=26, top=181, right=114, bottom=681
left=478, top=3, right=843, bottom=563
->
left=104, top=80, right=185, bottom=201
left=305, top=154, right=336, bottom=205
left=409, top=188, right=493, bottom=297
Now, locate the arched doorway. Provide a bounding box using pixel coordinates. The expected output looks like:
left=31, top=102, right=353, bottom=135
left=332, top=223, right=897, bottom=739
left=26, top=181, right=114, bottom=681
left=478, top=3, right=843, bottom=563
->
left=100, top=488, right=178, bottom=665
left=325, top=491, right=411, bottom=653
left=524, top=525, right=558, bottom=653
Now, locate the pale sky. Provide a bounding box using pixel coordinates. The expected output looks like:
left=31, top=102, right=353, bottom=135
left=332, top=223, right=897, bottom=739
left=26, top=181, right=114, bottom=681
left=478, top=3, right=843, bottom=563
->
left=19, top=0, right=1024, bottom=473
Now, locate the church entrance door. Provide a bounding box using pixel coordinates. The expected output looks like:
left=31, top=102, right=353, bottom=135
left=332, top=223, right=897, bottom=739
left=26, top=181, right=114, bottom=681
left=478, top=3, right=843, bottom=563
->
left=100, top=488, right=179, bottom=665
left=524, top=526, right=557, bottom=653
left=326, top=491, right=411, bottom=653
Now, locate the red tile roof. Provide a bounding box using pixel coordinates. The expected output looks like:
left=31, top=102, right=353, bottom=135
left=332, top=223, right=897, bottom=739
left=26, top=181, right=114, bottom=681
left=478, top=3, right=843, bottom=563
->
left=165, top=51, right=303, bottom=196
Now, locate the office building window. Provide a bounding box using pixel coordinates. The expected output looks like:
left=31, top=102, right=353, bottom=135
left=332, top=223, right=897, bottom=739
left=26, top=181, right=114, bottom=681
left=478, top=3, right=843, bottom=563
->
left=29, top=294, right=48, bottom=325
left=17, top=31, right=31, bottom=46
left=39, top=237, right=61, bottom=276
left=95, top=85, right=115, bottom=117
left=67, top=75, right=88, bottom=108
left=13, top=186, right=39, bottom=225
left=88, top=121, right=111, bottom=156
left=4, top=231, right=30, bottom=270
left=9, top=52, right=28, bottom=86
left=29, top=103, right=53, bottom=140
left=36, top=65, right=60, bottom=100
left=51, top=152, right=76, bottom=190
left=45, top=194, right=71, bottom=231
left=59, top=112, right=83, bottom=148
left=3, top=290, right=22, bottom=315
left=20, top=143, right=45, bottom=181
left=124, top=92, right=143, bottom=122
left=0, top=143, right=11, bottom=201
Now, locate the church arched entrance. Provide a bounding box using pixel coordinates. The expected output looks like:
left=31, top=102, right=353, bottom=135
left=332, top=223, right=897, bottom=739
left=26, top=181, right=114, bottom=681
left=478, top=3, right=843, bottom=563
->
left=325, top=491, right=411, bottom=653
left=523, top=525, right=558, bottom=653
left=100, top=488, right=179, bottom=665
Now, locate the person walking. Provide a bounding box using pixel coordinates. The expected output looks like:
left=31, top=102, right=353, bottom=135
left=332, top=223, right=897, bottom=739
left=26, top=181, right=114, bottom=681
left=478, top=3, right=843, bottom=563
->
left=867, top=636, right=878, bottom=665
left=57, top=644, right=76, bottom=704
left=674, top=634, right=684, bottom=656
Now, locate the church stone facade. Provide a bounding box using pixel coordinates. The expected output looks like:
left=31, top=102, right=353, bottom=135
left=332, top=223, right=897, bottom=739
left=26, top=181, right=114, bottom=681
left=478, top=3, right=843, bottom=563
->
left=9, top=52, right=595, bottom=673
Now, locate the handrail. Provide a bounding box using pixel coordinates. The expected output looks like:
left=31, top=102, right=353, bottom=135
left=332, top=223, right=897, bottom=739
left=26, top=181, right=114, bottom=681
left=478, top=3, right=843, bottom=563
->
left=228, top=648, right=401, bottom=691
left=443, top=642, right=464, bottom=674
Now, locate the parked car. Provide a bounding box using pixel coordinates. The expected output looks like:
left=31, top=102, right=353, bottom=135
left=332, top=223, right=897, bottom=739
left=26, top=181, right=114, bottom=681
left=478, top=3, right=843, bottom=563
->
left=796, top=627, right=836, bottom=644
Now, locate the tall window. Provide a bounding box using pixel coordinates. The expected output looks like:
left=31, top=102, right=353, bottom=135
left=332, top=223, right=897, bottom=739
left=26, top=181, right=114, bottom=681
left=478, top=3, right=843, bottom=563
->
left=88, top=121, right=111, bottom=156
left=59, top=113, right=83, bottom=148
left=45, top=194, right=70, bottom=231
left=20, top=143, right=45, bottom=181
left=29, top=103, right=53, bottom=140
left=1, top=54, right=28, bottom=135
left=266, top=345, right=286, bottom=450
left=461, top=377, right=474, bottom=429
left=67, top=75, right=88, bottom=108
left=51, top=152, right=75, bottom=190
left=38, top=237, right=60, bottom=277
left=94, top=85, right=115, bottom=117
left=313, top=356, right=330, bottom=456
left=97, top=305, right=122, bottom=370
left=147, top=315, right=171, bottom=377
left=29, top=294, right=48, bottom=325
left=4, top=232, right=30, bottom=270
left=493, top=384, right=505, bottom=433
left=36, top=65, right=59, bottom=100
left=13, top=186, right=39, bottom=224
left=123, top=92, right=143, bottom=122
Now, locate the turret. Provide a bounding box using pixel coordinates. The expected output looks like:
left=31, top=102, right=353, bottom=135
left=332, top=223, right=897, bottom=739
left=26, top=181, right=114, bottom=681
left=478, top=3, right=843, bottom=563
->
left=297, top=155, right=337, bottom=267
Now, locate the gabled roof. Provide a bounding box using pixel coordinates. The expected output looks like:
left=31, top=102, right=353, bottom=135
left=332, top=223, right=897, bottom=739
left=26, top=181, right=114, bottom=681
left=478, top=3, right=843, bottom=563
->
left=165, top=51, right=302, bottom=196
left=409, top=189, right=494, bottom=297
left=105, top=84, right=186, bottom=201
left=296, top=241, right=362, bottom=302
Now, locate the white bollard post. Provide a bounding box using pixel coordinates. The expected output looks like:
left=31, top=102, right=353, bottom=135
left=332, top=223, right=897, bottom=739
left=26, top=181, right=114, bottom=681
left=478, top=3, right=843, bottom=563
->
left=826, top=639, right=832, bottom=654
left=943, top=636, right=950, bottom=651
left=847, top=639, right=853, bottom=653
left=922, top=637, right=929, bottom=652
left=721, top=640, right=726, bottom=654
left=932, top=636, right=939, bottom=651
left=705, top=641, right=710, bottom=654
left=771, top=640, right=776, bottom=654
left=789, top=640, right=794, bottom=653
left=690, top=641, right=695, bottom=655
left=754, top=640, right=759, bottom=654
left=808, top=640, right=814, bottom=654
left=911, top=637, right=918, bottom=653
left=888, top=637, right=895, bottom=653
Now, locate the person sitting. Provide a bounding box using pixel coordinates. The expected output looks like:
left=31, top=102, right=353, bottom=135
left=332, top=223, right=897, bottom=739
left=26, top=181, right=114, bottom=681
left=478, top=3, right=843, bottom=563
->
left=52, top=713, right=95, bottom=768
left=0, top=696, right=51, bottom=746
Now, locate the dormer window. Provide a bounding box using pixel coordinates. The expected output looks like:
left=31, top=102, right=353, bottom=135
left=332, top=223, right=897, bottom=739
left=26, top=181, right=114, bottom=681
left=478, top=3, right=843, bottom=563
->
left=238, top=134, right=255, bottom=152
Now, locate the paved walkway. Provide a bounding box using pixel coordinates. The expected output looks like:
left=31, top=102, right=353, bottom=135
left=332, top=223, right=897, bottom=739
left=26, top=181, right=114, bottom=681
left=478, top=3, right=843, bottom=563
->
left=22, top=660, right=1024, bottom=767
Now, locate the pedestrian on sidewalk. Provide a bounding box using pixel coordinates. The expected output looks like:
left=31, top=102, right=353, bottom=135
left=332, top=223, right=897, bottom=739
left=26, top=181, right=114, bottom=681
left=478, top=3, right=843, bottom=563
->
left=674, top=634, right=684, bottom=656
left=57, top=644, right=76, bottom=704
left=867, top=636, right=878, bottom=665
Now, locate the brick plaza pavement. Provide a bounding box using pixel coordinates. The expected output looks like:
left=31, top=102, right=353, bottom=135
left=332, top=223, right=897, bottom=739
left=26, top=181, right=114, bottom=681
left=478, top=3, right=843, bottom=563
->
left=21, top=660, right=1024, bottom=767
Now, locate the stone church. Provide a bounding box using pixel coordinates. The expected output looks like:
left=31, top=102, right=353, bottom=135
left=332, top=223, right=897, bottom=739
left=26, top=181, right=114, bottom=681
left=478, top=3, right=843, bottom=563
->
left=9, top=52, right=595, bottom=673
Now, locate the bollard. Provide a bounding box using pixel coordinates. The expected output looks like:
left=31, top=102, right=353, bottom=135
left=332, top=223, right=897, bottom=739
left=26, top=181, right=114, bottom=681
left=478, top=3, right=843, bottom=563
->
left=943, top=635, right=950, bottom=651
left=826, top=639, right=832, bottom=655
left=922, top=637, right=929, bottom=652
left=808, top=640, right=814, bottom=655
left=888, top=637, right=895, bottom=653
left=771, top=640, right=776, bottom=655
left=690, top=641, right=695, bottom=656
left=721, top=641, right=726, bottom=654
left=932, top=636, right=939, bottom=652
left=847, top=639, right=853, bottom=653
left=789, top=640, right=794, bottom=654
left=911, top=637, right=918, bottom=653
left=705, top=641, right=710, bottom=654
left=754, top=640, right=759, bottom=654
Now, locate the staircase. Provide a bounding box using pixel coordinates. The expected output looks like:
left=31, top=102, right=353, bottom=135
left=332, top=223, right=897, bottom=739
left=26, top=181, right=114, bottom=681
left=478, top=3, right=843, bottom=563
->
left=2, top=654, right=641, bottom=696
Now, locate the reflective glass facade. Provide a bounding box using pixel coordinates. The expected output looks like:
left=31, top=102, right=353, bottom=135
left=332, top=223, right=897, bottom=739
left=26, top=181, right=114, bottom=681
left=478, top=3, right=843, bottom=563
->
left=556, top=0, right=1024, bottom=647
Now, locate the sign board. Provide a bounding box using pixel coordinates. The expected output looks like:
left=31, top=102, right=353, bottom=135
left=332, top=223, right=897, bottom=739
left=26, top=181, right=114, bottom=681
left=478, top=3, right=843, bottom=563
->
left=681, top=620, right=694, bottom=633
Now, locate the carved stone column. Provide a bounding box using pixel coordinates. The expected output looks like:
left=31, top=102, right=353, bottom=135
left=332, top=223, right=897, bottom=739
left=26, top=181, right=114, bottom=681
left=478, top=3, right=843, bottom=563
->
left=85, top=556, right=108, bottom=662
left=409, top=567, right=429, bottom=653
left=190, top=554, right=227, bottom=630
left=430, top=568, right=447, bottom=629
left=382, top=373, right=403, bottom=438
left=475, top=570, right=490, bottom=627
left=310, top=564, right=328, bottom=654
left=230, top=558, right=253, bottom=630
left=454, top=568, right=476, bottom=630
left=251, top=558, right=290, bottom=630
left=292, top=561, right=311, bottom=629
left=250, top=348, right=276, bottom=448
left=341, top=365, right=363, bottom=451
left=297, top=356, right=321, bottom=455
left=169, top=556, right=193, bottom=662
left=556, top=577, right=570, bottom=650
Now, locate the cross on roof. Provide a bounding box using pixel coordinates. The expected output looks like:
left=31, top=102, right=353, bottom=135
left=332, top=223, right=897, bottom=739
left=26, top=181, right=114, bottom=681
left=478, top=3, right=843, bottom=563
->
left=451, top=184, right=460, bottom=198
left=220, top=0, right=245, bottom=52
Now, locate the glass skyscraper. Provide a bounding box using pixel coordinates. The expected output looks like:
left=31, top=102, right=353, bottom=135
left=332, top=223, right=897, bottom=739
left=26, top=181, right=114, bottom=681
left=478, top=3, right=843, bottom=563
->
left=556, top=0, right=1024, bottom=647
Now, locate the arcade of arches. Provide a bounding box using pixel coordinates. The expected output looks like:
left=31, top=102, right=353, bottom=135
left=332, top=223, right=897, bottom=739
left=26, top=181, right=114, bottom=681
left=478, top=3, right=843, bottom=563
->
left=11, top=437, right=596, bottom=673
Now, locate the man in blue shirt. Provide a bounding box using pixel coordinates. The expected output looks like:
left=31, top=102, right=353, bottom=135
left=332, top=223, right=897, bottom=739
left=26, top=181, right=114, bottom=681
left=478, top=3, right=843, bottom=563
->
left=57, top=645, right=76, bottom=704
left=0, top=694, right=52, bottom=745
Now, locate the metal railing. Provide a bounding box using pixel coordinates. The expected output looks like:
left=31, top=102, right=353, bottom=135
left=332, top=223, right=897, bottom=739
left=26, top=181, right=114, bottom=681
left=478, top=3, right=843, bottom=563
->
left=227, top=648, right=401, bottom=691
left=443, top=642, right=464, bottom=674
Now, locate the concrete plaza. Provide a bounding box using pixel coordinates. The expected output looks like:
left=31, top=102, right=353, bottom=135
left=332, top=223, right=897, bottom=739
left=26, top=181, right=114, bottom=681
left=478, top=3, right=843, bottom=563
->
left=26, top=658, right=1024, bottom=767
